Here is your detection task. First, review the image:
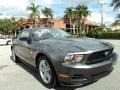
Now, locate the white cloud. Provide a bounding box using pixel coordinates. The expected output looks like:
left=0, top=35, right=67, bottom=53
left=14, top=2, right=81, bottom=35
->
left=88, top=13, right=101, bottom=23
left=35, top=0, right=108, bottom=7
left=35, top=0, right=53, bottom=8
left=0, top=0, right=59, bottom=18
left=76, top=0, right=109, bottom=5
left=88, top=12, right=115, bottom=25
left=0, top=0, right=30, bottom=18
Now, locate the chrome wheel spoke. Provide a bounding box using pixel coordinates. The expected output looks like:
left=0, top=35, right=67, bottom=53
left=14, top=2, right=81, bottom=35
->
left=45, top=71, right=51, bottom=81
left=39, top=59, right=51, bottom=84
left=40, top=65, right=45, bottom=72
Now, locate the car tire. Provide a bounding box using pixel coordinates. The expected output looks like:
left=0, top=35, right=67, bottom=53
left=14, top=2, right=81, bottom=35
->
left=37, top=56, right=58, bottom=88
left=6, top=41, right=10, bottom=45
left=12, top=48, right=19, bottom=63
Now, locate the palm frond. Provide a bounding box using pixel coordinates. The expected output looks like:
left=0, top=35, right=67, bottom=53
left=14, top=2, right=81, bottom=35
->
left=27, top=3, right=40, bottom=19
left=111, top=0, right=120, bottom=11
left=42, top=7, right=54, bottom=18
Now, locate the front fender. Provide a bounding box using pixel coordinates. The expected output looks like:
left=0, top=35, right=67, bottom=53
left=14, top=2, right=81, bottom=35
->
left=34, top=45, right=66, bottom=73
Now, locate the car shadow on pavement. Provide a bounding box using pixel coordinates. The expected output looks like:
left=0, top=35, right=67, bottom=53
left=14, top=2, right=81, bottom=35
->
left=10, top=56, right=40, bottom=82
left=10, top=56, right=96, bottom=90
left=54, top=81, right=97, bottom=90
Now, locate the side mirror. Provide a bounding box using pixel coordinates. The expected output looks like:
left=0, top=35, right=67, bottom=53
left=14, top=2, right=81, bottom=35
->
left=27, top=38, right=32, bottom=44
left=12, top=36, right=16, bottom=41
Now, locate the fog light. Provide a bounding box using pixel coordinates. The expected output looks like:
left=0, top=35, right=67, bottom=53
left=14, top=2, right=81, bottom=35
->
left=58, top=72, right=69, bottom=78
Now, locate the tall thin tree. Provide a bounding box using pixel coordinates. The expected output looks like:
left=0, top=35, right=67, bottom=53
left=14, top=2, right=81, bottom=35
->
left=82, top=5, right=91, bottom=34
left=64, top=7, right=74, bottom=30
left=42, top=7, right=53, bottom=27
left=27, top=3, right=40, bottom=27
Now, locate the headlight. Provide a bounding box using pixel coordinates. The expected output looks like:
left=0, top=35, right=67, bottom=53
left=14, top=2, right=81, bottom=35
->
left=64, top=54, right=84, bottom=64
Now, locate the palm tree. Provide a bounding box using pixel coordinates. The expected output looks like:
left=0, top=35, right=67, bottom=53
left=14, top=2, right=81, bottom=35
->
left=75, top=5, right=83, bottom=24
left=74, top=5, right=85, bottom=36
left=42, top=7, right=53, bottom=27
left=74, top=5, right=91, bottom=36
left=112, top=14, right=120, bottom=26
left=82, top=5, right=91, bottom=21
left=64, top=7, right=74, bottom=30
left=27, top=3, right=40, bottom=27
left=64, top=5, right=90, bottom=36
left=111, top=0, right=120, bottom=11
left=75, top=5, right=90, bottom=24
left=82, top=5, right=91, bottom=34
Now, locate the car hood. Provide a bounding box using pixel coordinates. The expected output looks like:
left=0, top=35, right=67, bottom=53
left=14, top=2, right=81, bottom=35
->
left=0, top=38, right=11, bottom=41
left=40, top=37, right=113, bottom=53
left=6, top=38, right=12, bottom=41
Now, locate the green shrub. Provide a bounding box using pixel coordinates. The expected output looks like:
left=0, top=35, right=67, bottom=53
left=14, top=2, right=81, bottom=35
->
left=87, top=31, right=120, bottom=39
left=114, top=29, right=120, bottom=32
left=86, top=26, right=120, bottom=39
left=97, top=32, right=120, bottom=39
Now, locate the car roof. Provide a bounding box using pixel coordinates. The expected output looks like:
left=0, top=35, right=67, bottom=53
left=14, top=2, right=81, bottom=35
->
left=23, top=27, right=62, bottom=31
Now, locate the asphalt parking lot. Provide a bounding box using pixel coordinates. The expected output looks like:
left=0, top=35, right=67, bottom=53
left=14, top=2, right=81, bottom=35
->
left=0, top=39, right=120, bottom=90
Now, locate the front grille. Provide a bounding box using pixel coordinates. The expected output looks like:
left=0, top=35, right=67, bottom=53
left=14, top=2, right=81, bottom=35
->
left=86, top=48, right=113, bottom=65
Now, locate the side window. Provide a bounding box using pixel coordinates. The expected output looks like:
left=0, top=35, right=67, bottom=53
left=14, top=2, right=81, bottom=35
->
left=0, top=35, right=6, bottom=39
left=19, top=31, right=29, bottom=40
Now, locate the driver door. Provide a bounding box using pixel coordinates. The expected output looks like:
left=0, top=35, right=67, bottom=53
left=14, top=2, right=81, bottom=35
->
left=17, top=30, right=33, bottom=65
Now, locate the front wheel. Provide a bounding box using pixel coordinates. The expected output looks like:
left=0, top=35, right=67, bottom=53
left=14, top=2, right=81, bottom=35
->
left=37, top=56, right=58, bottom=88
left=12, top=49, right=19, bottom=63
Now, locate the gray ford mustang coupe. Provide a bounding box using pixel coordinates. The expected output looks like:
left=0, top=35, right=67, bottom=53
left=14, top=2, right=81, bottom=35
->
left=11, top=28, right=117, bottom=88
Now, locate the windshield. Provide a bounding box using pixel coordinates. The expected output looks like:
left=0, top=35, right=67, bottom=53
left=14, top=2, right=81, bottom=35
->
left=31, top=28, right=71, bottom=40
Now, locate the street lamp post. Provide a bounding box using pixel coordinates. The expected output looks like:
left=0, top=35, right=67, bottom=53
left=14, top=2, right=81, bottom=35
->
left=99, top=0, right=105, bottom=27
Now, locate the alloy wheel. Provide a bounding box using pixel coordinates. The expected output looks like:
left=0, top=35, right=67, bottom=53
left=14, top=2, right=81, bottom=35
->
left=39, top=60, right=52, bottom=84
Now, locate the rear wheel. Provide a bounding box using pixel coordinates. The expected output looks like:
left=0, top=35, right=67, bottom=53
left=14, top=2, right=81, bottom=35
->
left=37, top=56, right=58, bottom=88
left=12, top=49, right=19, bottom=63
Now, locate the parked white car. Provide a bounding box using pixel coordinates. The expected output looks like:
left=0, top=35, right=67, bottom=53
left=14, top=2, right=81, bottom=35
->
left=0, top=35, right=12, bottom=45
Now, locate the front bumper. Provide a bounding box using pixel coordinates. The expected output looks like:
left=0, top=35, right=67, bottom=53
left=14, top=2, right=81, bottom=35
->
left=57, top=53, right=118, bottom=86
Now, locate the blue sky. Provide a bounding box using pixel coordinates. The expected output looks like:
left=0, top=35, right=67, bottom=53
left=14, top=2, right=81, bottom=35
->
left=0, top=0, right=118, bottom=26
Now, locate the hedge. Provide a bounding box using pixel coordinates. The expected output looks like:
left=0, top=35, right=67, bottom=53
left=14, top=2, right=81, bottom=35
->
left=87, top=32, right=120, bottom=39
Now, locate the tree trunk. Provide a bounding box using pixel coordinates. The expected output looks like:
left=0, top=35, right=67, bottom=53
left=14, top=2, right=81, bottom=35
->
left=38, top=16, right=40, bottom=27
left=46, top=17, right=49, bottom=27
left=33, top=18, right=36, bottom=27
left=14, top=30, right=16, bottom=37
left=83, top=17, right=87, bottom=36
left=77, top=17, right=82, bottom=36
left=69, top=18, right=72, bottom=33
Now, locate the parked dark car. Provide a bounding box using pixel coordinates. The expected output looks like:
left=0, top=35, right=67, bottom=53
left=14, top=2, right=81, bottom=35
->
left=11, top=28, right=117, bottom=88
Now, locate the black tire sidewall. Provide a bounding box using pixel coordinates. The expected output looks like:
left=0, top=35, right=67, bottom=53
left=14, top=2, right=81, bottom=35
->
left=12, top=48, right=18, bottom=63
